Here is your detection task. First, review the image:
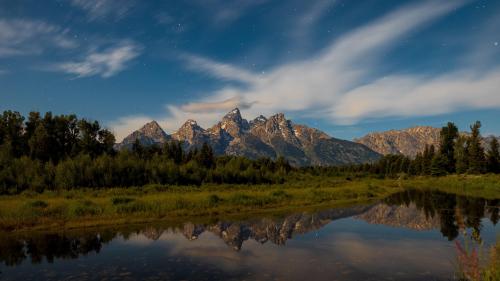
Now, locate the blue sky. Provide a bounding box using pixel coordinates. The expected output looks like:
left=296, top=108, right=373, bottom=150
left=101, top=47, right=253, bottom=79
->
left=1, top=0, right=499, bottom=141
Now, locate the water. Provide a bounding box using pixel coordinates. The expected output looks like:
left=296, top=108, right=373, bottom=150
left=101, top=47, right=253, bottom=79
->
left=0, top=190, right=498, bottom=281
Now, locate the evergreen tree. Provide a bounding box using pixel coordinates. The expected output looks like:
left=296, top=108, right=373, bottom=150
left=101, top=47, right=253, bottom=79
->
left=454, top=135, right=469, bottom=174
left=486, top=138, right=500, bottom=173
left=438, top=122, right=459, bottom=172
left=430, top=154, right=448, bottom=176
left=163, top=141, right=184, bottom=164
left=132, top=139, right=144, bottom=157
left=198, top=142, right=214, bottom=168
left=467, top=121, right=486, bottom=174
left=28, top=124, right=51, bottom=161
left=0, top=111, right=25, bottom=157
left=422, top=145, right=435, bottom=175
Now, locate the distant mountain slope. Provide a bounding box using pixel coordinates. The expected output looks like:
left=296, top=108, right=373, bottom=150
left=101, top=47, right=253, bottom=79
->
left=117, top=108, right=381, bottom=166
left=355, top=126, right=499, bottom=158
left=354, top=126, right=440, bottom=158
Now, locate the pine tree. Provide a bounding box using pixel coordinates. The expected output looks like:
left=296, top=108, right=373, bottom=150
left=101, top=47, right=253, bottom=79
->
left=430, top=154, right=448, bottom=176
left=438, top=122, right=459, bottom=173
left=454, top=135, right=469, bottom=174
left=422, top=145, right=435, bottom=175
left=467, top=121, right=486, bottom=174
left=198, top=142, right=214, bottom=168
left=486, top=137, right=500, bottom=173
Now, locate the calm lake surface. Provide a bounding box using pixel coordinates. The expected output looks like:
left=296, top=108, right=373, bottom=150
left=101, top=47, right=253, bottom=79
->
left=1, top=190, right=498, bottom=281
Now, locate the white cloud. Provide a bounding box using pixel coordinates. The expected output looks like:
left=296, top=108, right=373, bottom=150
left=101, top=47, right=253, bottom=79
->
left=111, top=0, right=498, bottom=141
left=331, top=69, right=500, bottom=124
left=53, top=42, right=141, bottom=78
left=181, top=97, right=255, bottom=113
left=69, top=0, right=135, bottom=21
left=183, top=54, right=262, bottom=84
left=0, top=19, right=77, bottom=57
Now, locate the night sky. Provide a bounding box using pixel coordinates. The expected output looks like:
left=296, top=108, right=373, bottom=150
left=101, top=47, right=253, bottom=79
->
left=1, top=0, right=499, bottom=141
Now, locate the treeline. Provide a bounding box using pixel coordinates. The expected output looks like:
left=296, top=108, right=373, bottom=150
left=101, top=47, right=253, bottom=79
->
left=0, top=111, right=291, bottom=194
left=306, top=121, right=500, bottom=178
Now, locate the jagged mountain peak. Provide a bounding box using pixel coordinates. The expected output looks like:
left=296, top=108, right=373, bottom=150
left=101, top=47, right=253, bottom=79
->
left=115, top=120, right=169, bottom=149
left=138, top=120, right=163, bottom=133
left=118, top=110, right=381, bottom=166
left=215, top=108, right=249, bottom=137
left=269, top=112, right=287, bottom=122
left=223, top=108, right=242, bottom=119
left=172, top=119, right=207, bottom=145
left=249, top=115, right=267, bottom=128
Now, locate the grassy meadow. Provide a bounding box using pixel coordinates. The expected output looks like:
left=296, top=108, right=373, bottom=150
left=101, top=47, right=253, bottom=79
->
left=1, top=174, right=499, bottom=232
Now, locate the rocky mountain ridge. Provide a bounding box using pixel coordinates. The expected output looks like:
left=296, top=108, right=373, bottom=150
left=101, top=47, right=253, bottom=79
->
left=355, top=126, right=500, bottom=158
left=117, top=108, right=381, bottom=166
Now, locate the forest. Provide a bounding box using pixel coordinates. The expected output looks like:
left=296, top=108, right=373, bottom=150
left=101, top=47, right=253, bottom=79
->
left=0, top=110, right=499, bottom=194
left=0, top=110, right=291, bottom=194
left=304, top=121, right=500, bottom=178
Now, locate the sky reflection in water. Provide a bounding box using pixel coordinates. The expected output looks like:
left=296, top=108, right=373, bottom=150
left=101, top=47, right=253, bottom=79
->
left=0, top=189, right=498, bottom=281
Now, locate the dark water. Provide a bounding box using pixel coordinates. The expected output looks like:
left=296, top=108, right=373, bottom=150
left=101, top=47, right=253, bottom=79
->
left=0, top=190, right=498, bottom=281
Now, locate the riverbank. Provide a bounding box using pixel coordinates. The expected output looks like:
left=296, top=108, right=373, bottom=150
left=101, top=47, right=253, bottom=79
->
left=0, top=174, right=499, bottom=232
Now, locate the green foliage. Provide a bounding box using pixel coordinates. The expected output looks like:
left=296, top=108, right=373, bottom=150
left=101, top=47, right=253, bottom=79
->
left=207, top=194, right=222, bottom=207
left=430, top=154, right=448, bottom=177
left=455, top=135, right=469, bottom=174
left=467, top=121, right=486, bottom=174
left=69, top=200, right=102, bottom=217
left=0, top=109, right=496, bottom=194
left=26, top=200, right=48, bottom=209
left=111, top=197, right=135, bottom=205
left=487, top=138, right=500, bottom=174
left=439, top=122, right=459, bottom=173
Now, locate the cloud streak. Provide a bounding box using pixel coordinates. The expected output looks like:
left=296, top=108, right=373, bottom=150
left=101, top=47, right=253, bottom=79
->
left=0, top=19, right=77, bottom=57
left=181, top=97, right=255, bottom=113
left=53, top=42, right=141, bottom=78
left=69, top=0, right=135, bottom=21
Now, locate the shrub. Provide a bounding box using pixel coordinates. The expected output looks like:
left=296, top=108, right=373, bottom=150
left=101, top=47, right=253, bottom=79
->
left=115, top=201, right=148, bottom=214
left=27, top=200, right=48, bottom=209
left=111, top=197, right=135, bottom=205
left=69, top=200, right=102, bottom=217
left=207, top=194, right=222, bottom=207
left=270, top=190, right=291, bottom=199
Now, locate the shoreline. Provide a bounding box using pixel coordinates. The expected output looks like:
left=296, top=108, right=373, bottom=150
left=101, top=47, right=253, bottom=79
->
left=1, top=175, right=499, bottom=233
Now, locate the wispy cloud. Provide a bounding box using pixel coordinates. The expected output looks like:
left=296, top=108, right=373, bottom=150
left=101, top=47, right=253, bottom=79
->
left=181, top=97, right=255, bottom=113
left=111, top=0, right=488, bottom=141
left=69, top=0, right=135, bottom=21
left=0, top=19, right=77, bottom=57
left=53, top=41, right=141, bottom=78
left=190, top=0, right=269, bottom=25
left=183, top=54, right=262, bottom=84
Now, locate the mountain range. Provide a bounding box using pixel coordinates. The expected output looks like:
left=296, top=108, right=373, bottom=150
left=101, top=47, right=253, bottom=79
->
left=116, top=110, right=499, bottom=165
left=355, top=126, right=500, bottom=158
left=116, top=108, right=380, bottom=166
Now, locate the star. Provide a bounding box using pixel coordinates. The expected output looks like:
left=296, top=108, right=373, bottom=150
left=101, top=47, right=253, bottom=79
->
left=495, top=42, right=499, bottom=46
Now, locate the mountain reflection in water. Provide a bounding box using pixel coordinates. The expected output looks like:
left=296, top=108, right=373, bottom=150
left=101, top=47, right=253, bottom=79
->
left=0, top=189, right=498, bottom=281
